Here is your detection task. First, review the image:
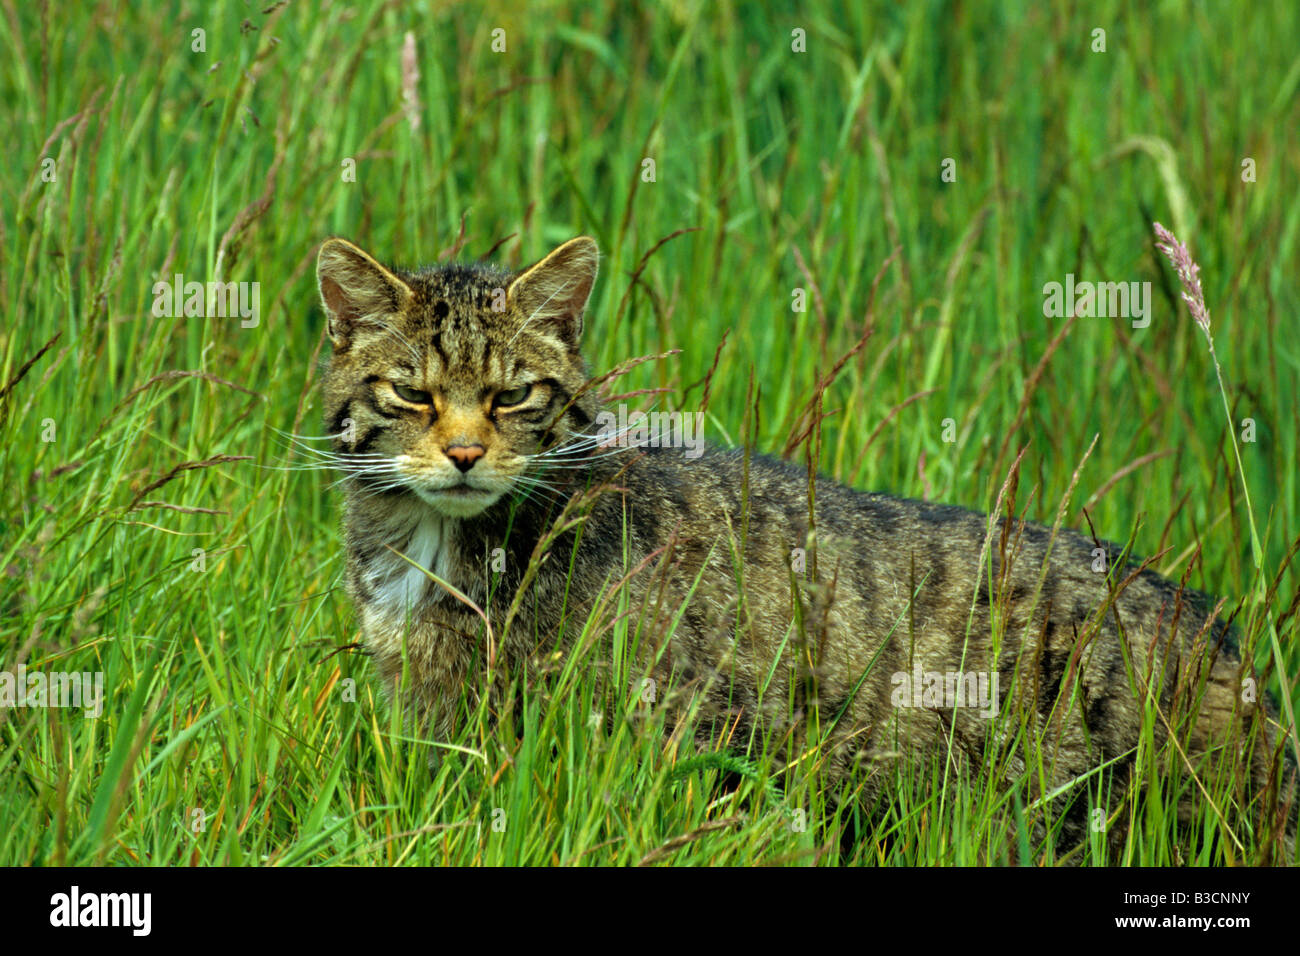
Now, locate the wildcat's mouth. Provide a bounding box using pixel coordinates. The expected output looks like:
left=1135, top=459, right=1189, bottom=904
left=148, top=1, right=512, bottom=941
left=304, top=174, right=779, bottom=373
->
left=411, top=481, right=503, bottom=516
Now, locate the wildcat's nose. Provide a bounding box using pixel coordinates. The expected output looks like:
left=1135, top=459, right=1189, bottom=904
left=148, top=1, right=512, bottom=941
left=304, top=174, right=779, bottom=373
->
left=445, top=444, right=486, bottom=472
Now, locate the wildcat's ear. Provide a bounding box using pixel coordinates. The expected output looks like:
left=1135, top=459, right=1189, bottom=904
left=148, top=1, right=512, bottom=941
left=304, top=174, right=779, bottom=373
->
left=506, top=236, right=598, bottom=347
left=316, top=238, right=413, bottom=348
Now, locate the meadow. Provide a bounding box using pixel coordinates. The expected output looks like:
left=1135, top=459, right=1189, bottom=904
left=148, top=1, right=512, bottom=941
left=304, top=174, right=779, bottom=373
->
left=1, top=0, right=1297, bottom=865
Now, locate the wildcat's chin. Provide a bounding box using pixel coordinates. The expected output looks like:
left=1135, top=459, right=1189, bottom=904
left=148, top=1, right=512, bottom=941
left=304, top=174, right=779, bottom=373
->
left=411, top=484, right=503, bottom=518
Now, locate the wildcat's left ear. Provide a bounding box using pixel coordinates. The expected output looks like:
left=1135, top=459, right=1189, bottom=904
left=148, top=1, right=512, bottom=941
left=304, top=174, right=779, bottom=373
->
left=507, top=236, right=599, bottom=347
left=317, top=237, right=413, bottom=349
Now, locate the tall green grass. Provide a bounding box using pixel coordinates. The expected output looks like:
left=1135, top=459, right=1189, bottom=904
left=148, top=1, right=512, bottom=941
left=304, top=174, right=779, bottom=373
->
left=1, top=0, right=1297, bottom=865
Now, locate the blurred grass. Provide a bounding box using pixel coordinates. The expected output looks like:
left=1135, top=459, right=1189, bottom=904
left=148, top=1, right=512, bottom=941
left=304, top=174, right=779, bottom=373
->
left=0, top=0, right=1297, bottom=865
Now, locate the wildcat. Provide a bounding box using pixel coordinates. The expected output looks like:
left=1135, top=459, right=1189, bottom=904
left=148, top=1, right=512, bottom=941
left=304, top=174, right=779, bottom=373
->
left=314, top=234, right=1293, bottom=856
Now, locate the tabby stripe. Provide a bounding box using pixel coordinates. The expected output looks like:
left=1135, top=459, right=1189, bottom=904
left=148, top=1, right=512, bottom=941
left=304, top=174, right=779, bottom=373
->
left=541, top=379, right=590, bottom=427
left=524, top=383, right=566, bottom=427
left=353, top=429, right=379, bottom=453
left=329, top=403, right=354, bottom=438
left=429, top=330, right=448, bottom=367
left=362, top=390, right=400, bottom=420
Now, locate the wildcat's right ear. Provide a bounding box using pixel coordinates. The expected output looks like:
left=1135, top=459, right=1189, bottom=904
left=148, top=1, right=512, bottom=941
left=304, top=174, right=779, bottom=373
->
left=507, top=236, right=599, bottom=348
left=316, top=238, right=413, bottom=348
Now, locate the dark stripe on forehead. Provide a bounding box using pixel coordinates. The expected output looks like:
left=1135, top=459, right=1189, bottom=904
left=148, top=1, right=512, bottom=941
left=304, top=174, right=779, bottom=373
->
left=429, top=328, right=449, bottom=369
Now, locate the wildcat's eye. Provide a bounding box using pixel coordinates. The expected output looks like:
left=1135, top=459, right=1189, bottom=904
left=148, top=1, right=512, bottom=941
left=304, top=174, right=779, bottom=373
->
left=392, top=383, right=432, bottom=404
left=494, top=385, right=531, bottom=407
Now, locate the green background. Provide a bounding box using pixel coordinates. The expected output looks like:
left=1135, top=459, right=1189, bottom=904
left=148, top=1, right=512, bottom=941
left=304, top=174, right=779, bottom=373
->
left=1, top=0, right=1296, bottom=864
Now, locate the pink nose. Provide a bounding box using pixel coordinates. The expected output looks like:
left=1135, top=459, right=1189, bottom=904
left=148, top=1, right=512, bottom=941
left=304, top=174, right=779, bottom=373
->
left=445, top=444, right=486, bottom=472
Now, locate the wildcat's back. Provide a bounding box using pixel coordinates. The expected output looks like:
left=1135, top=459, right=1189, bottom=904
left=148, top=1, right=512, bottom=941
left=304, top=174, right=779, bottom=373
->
left=589, top=445, right=1280, bottom=842
left=315, top=234, right=1292, bottom=855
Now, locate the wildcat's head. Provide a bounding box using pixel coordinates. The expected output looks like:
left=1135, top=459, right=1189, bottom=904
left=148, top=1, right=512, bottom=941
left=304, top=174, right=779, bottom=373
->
left=316, top=236, right=601, bottom=517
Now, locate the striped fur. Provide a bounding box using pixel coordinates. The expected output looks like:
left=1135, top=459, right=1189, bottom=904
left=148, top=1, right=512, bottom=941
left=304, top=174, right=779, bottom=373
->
left=316, top=235, right=1295, bottom=857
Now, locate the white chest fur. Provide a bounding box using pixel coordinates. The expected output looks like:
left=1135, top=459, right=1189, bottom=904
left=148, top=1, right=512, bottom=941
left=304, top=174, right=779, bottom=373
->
left=366, top=512, right=456, bottom=617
